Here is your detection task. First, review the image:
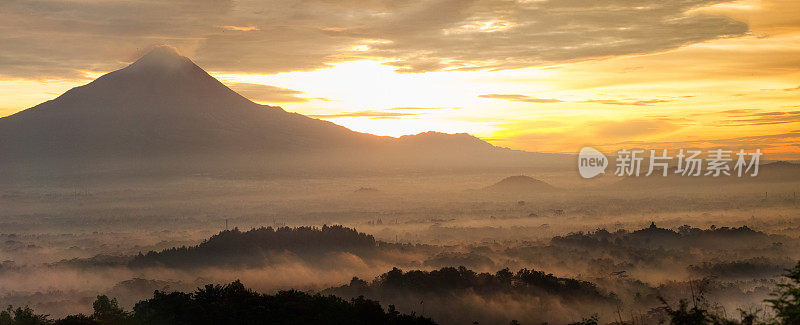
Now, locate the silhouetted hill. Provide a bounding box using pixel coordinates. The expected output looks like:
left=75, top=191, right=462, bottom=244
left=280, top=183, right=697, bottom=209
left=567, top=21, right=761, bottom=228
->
left=130, top=225, right=378, bottom=268
left=326, top=266, right=616, bottom=324
left=759, top=160, right=800, bottom=179
left=551, top=223, right=774, bottom=250
left=484, top=175, right=556, bottom=193
left=330, top=266, right=611, bottom=301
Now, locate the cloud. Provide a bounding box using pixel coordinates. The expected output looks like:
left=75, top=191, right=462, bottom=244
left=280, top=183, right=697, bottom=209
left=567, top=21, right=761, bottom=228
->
left=719, top=109, right=760, bottom=115
left=220, top=25, right=259, bottom=31
left=308, top=110, right=423, bottom=119
left=594, top=119, right=681, bottom=138
left=478, top=94, right=673, bottom=106
left=607, top=130, right=800, bottom=153
left=0, top=0, right=749, bottom=79
left=227, top=83, right=313, bottom=103
left=721, top=110, right=800, bottom=126
left=478, top=94, right=562, bottom=103
left=387, top=107, right=457, bottom=110
left=783, top=85, right=800, bottom=91
left=583, top=99, right=672, bottom=106
left=357, top=0, right=749, bottom=73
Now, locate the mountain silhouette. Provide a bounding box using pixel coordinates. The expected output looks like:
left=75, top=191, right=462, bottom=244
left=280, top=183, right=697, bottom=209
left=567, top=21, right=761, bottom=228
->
left=0, top=46, right=566, bottom=177
left=484, top=175, right=556, bottom=193
left=0, top=46, right=387, bottom=159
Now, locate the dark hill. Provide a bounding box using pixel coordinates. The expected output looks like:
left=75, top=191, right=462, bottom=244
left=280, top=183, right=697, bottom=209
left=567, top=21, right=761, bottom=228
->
left=129, top=225, right=378, bottom=268
left=484, top=175, right=556, bottom=193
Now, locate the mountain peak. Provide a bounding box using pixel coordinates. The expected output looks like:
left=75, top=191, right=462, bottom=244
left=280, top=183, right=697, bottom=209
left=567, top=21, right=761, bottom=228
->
left=127, top=46, right=193, bottom=72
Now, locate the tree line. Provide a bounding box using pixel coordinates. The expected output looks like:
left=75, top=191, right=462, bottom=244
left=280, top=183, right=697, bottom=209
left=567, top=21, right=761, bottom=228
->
left=0, top=280, right=434, bottom=325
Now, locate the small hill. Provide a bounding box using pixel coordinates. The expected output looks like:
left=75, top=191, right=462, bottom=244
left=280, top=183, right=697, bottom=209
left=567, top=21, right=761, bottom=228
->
left=325, top=266, right=615, bottom=325
left=484, top=175, right=556, bottom=193
left=551, top=224, right=775, bottom=250
left=759, top=160, right=800, bottom=180
left=129, top=225, right=378, bottom=268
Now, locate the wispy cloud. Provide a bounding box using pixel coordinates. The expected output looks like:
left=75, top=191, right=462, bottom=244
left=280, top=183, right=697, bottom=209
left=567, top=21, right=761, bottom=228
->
left=308, top=111, right=423, bottom=119
left=478, top=94, right=563, bottom=103
left=228, top=83, right=312, bottom=103
left=721, top=110, right=800, bottom=126
left=387, top=107, right=457, bottom=110
left=478, top=94, right=673, bottom=106
left=220, top=25, right=259, bottom=31
left=593, top=119, right=682, bottom=138
left=719, top=109, right=760, bottom=114
left=583, top=99, right=672, bottom=106
left=608, top=130, right=800, bottom=153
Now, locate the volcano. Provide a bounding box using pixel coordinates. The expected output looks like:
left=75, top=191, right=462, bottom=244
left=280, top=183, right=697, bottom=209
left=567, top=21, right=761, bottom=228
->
left=0, top=46, right=565, bottom=177
left=0, top=46, right=388, bottom=159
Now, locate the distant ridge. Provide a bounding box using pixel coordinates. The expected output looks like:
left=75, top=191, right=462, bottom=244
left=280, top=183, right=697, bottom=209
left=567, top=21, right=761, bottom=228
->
left=614, top=160, right=800, bottom=188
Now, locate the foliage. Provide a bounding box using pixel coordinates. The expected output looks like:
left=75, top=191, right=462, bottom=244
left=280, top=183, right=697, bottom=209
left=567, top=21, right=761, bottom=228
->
left=131, top=280, right=434, bottom=325
left=568, top=314, right=598, bottom=325
left=0, top=306, right=52, bottom=325
left=3, top=281, right=433, bottom=325
left=766, top=261, right=800, bottom=324
left=130, top=225, right=377, bottom=268
left=551, top=225, right=770, bottom=250
left=330, top=266, right=615, bottom=303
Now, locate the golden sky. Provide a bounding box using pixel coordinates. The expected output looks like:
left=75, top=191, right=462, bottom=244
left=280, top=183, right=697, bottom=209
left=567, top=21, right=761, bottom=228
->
left=1, top=0, right=799, bottom=158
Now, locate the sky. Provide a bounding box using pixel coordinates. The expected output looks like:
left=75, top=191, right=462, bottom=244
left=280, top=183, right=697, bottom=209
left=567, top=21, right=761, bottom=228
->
left=1, top=0, right=799, bottom=158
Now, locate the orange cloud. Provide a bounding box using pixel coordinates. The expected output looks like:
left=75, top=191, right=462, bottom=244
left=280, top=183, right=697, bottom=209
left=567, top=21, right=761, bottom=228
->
left=220, top=25, right=260, bottom=31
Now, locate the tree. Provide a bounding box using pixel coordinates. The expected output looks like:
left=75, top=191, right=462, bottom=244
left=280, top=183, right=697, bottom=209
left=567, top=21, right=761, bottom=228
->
left=766, top=261, right=800, bottom=324
left=0, top=305, right=52, bottom=325
left=661, top=299, right=714, bottom=325
left=54, top=314, right=96, bottom=325
left=92, top=296, right=131, bottom=325
left=568, top=314, right=598, bottom=325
